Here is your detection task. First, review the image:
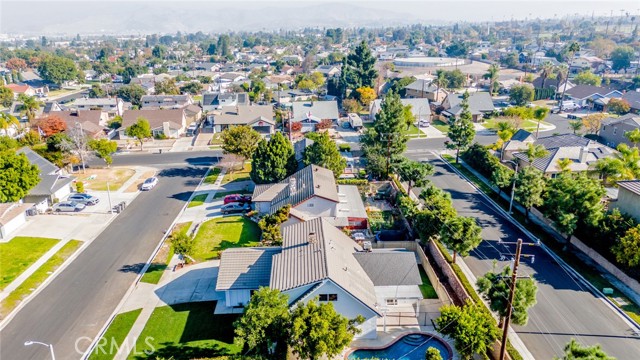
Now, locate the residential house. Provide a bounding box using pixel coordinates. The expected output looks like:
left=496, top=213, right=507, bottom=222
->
left=313, top=65, right=341, bottom=77
left=621, top=91, right=640, bottom=114
left=0, top=202, right=34, bottom=240
left=73, top=98, right=125, bottom=117
left=140, top=95, right=193, bottom=109
left=216, top=218, right=422, bottom=339
left=16, top=147, right=75, bottom=212
left=403, top=79, right=446, bottom=101
left=7, top=101, right=44, bottom=123
left=208, top=105, right=274, bottom=135
left=43, top=101, right=64, bottom=113
left=263, top=75, right=294, bottom=89
left=202, top=92, right=249, bottom=112
left=293, top=137, right=314, bottom=165
left=119, top=109, right=187, bottom=139
left=563, top=85, right=623, bottom=111
left=600, top=114, right=640, bottom=148
left=56, top=110, right=110, bottom=139
left=183, top=104, right=203, bottom=124
left=614, top=180, right=640, bottom=222
left=512, top=133, right=616, bottom=176
left=291, top=101, right=339, bottom=133
left=501, top=129, right=536, bottom=158
left=370, top=98, right=431, bottom=123
left=252, top=165, right=368, bottom=229
left=5, top=83, right=37, bottom=98
left=441, top=92, right=495, bottom=122
left=274, top=90, right=315, bottom=104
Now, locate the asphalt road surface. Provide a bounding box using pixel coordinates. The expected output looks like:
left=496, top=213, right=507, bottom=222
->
left=0, top=153, right=211, bottom=360
left=419, top=154, right=640, bottom=359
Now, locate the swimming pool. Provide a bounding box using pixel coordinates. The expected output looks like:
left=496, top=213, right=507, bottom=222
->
left=347, top=333, right=452, bottom=360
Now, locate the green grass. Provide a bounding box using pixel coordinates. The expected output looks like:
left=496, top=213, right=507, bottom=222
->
left=1, top=240, right=81, bottom=317
left=222, top=162, right=252, bottom=184
left=209, top=133, right=223, bottom=145
left=192, top=95, right=203, bottom=102
left=363, top=122, right=374, bottom=129
left=405, top=124, right=421, bottom=136
left=0, top=236, right=60, bottom=290
left=212, top=190, right=251, bottom=199
left=418, top=266, right=438, bottom=299
left=88, top=309, right=143, bottom=360
left=482, top=118, right=553, bottom=132
left=127, top=302, right=240, bottom=360
left=140, top=222, right=191, bottom=284
left=204, top=167, right=222, bottom=184
left=432, top=119, right=450, bottom=133
left=367, top=210, right=395, bottom=232
left=193, top=216, right=261, bottom=261
left=187, top=193, right=208, bottom=208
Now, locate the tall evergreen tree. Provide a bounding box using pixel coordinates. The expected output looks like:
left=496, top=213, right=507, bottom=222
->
left=514, top=166, right=546, bottom=219
left=302, top=132, right=347, bottom=178
left=447, top=91, right=476, bottom=163
left=250, top=132, right=297, bottom=184
left=339, top=40, right=377, bottom=99
left=439, top=216, right=482, bottom=263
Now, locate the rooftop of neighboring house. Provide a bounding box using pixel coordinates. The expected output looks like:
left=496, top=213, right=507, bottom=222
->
left=140, top=94, right=192, bottom=106
left=120, top=109, right=184, bottom=130
left=503, top=129, right=537, bottom=151
left=202, top=92, right=249, bottom=107
left=74, top=97, right=120, bottom=107
left=5, top=83, right=32, bottom=93
left=564, top=85, right=616, bottom=100
left=0, top=202, right=34, bottom=226
left=403, top=79, right=437, bottom=92
left=16, top=147, right=75, bottom=197
left=17, top=147, right=58, bottom=175
left=443, top=92, right=495, bottom=116
left=601, top=113, right=640, bottom=128
left=617, top=180, right=640, bottom=196
left=213, top=105, right=274, bottom=125
left=372, top=98, right=431, bottom=117
left=291, top=101, right=339, bottom=122
left=54, top=110, right=106, bottom=137
left=252, top=164, right=339, bottom=214
left=622, top=91, right=640, bottom=110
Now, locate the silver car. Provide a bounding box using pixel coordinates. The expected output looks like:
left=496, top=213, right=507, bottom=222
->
left=52, top=201, right=86, bottom=213
left=141, top=177, right=158, bottom=191
left=68, top=193, right=100, bottom=205
left=221, top=202, right=250, bottom=215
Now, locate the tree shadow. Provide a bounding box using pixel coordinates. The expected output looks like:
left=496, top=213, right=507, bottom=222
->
left=119, top=263, right=145, bottom=273
left=169, top=191, right=195, bottom=202
left=184, top=156, right=220, bottom=166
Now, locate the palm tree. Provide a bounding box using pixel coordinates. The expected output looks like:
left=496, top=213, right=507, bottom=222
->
left=524, top=143, right=549, bottom=166
left=568, top=120, right=583, bottom=134
left=484, top=64, right=500, bottom=95
left=433, top=70, right=448, bottom=101
left=0, top=113, right=19, bottom=134
left=624, top=128, right=640, bottom=148
left=17, top=94, right=41, bottom=124
left=558, top=42, right=580, bottom=112
left=592, top=158, right=622, bottom=186
left=614, top=144, right=640, bottom=180
left=540, top=61, right=554, bottom=89
left=556, top=158, right=573, bottom=172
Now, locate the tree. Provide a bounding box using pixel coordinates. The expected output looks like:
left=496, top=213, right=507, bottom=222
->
left=171, top=232, right=195, bottom=261
left=18, top=94, right=41, bottom=123
left=532, top=106, right=550, bottom=137
left=592, top=157, right=622, bottom=186
left=0, top=86, right=13, bottom=107
left=559, top=42, right=580, bottom=112
left=179, top=81, right=202, bottom=95
left=394, top=157, right=434, bottom=194
left=302, top=132, right=347, bottom=178
left=484, top=64, right=500, bottom=95
left=544, top=173, right=605, bottom=241
left=435, top=301, right=500, bottom=360
left=581, top=113, right=606, bottom=134
left=568, top=120, right=583, bottom=134
left=612, top=225, right=640, bottom=268
left=221, top=125, right=261, bottom=164
left=125, top=117, right=152, bottom=150
left=509, top=84, right=535, bottom=106
left=433, top=71, right=448, bottom=100
left=445, top=41, right=468, bottom=57
left=5, top=57, right=27, bottom=71
left=37, top=55, right=78, bottom=85
left=361, top=92, right=408, bottom=178
left=289, top=300, right=362, bottom=360
left=439, top=216, right=482, bottom=263
left=556, top=158, right=573, bottom=172
left=339, top=41, right=377, bottom=98
left=0, top=113, right=19, bottom=134
left=342, top=98, right=360, bottom=113
left=154, top=78, right=180, bottom=95
left=151, top=45, right=166, bottom=59
left=573, top=70, right=602, bottom=86
left=425, top=347, right=443, bottom=360
left=625, top=128, right=640, bottom=148
left=355, top=86, right=376, bottom=106
left=447, top=92, right=476, bottom=163
left=414, top=185, right=458, bottom=242
left=555, top=339, right=615, bottom=360
left=477, top=265, right=538, bottom=326
left=88, top=84, right=105, bottom=98
left=250, top=132, right=297, bottom=184
left=611, top=46, right=635, bottom=73
left=234, top=287, right=290, bottom=358
left=539, top=61, right=555, bottom=89
left=36, top=115, right=67, bottom=136
left=608, top=98, right=631, bottom=115
left=614, top=143, right=640, bottom=180
left=88, top=139, right=118, bottom=166
left=0, top=136, right=19, bottom=152
left=117, top=84, right=146, bottom=107
left=491, top=165, right=513, bottom=196
left=524, top=143, right=549, bottom=166
left=0, top=150, right=40, bottom=202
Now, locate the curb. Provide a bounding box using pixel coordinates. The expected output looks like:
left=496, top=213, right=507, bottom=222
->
left=82, top=165, right=213, bottom=359
left=438, top=153, right=640, bottom=332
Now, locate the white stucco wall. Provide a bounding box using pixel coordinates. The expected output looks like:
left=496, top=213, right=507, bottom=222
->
left=53, top=184, right=72, bottom=203
left=374, top=285, right=422, bottom=306
left=0, top=212, right=26, bottom=239
left=615, top=188, right=640, bottom=223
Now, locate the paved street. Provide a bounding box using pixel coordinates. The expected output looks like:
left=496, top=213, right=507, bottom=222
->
left=415, top=154, right=640, bottom=359
left=0, top=153, right=211, bottom=360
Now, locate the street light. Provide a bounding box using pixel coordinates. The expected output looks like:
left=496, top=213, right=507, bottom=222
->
left=502, top=159, right=518, bottom=214
left=24, top=340, right=56, bottom=360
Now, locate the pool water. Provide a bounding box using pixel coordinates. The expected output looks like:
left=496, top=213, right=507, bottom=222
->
left=348, top=333, right=451, bottom=360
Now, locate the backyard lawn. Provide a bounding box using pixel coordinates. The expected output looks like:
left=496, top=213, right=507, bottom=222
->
left=0, top=240, right=82, bottom=317
left=81, top=168, right=136, bottom=191
left=187, top=193, right=208, bottom=208
left=192, top=216, right=261, bottom=261
left=140, top=222, right=191, bottom=284
left=222, top=162, right=252, bottom=184
left=418, top=267, right=438, bottom=299
left=0, top=237, right=59, bottom=290
left=367, top=210, right=396, bottom=232
left=88, top=309, right=143, bottom=360
left=127, top=302, right=240, bottom=360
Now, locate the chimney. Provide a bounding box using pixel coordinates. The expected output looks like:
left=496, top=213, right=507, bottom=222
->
left=308, top=232, right=317, bottom=244
left=579, top=146, right=588, bottom=163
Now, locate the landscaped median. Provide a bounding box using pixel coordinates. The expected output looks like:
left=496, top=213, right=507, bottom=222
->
left=0, top=240, right=82, bottom=318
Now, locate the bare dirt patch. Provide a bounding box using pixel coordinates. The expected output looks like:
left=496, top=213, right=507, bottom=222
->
left=79, top=168, right=136, bottom=191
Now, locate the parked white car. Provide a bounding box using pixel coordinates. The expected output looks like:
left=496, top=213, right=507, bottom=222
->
left=52, top=201, right=86, bottom=213
left=141, top=177, right=158, bottom=191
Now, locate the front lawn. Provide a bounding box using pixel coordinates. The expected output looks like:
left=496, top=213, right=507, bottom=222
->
left=127, top=302, right=240, bottom=360
left=203, top=167, right=222, bottom=184
left=482, top=118, right=552, bottom=132
left=88, top=309, right=143, bottom=360
left=405, top=124, right=421, bottom=136
left=432, top=119, right=450, bottom=133
left=81, top=168, right=136, bottom=191
left=1, top=240, right=82, bottom=317
left=192, top=216, right=261, bottom=261
left=187, top=193, right=208, bottom=208
left=222, top=162, right=252, bottom=184
left=0, top=237, right=59, bottom=290
left=140, top=222, right=191, bottom=284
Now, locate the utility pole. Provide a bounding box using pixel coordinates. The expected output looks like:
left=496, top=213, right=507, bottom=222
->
left=499, top=238, right=523, bottom=360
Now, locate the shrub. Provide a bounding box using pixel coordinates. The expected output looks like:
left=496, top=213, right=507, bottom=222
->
left=76, top=181, right=84, bottom=193
left=339, top=143, right=351, bottom=152
left=336, top=179, right=368, bottom=185
left=154, top=133, right=168, bottom=140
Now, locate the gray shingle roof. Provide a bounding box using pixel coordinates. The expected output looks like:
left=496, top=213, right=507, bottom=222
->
left=213, top=105, right=274, bottom=126
left=17, top=147, right=58, bottom=175
left=536, top=133, right=590, bottom=148
left=216, top=247, right=281, bottom=291
left=617, top=180, right=640, bottom=196
left=445, top=92, right=494, bottom=115
left=354, top=250, right=421, bottom=286
left=564, top=85, right=612, bottom=99
left=404, top=79, right=437, bottom=92
left=602, top=113, right=640, bottom=127
left=292, top=101, right=339, bottom=122
left=622, top=91, right=640, bottom=110
left=270, top=218, right=378, bottom=313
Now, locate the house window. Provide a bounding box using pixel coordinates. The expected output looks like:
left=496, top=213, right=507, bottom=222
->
left=318, top=294, right=338, bottom=301
left=386, top=299, right=398, bottom=306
